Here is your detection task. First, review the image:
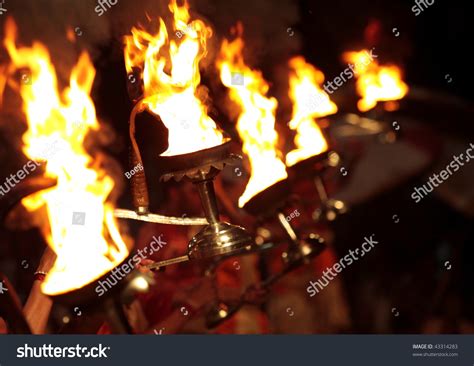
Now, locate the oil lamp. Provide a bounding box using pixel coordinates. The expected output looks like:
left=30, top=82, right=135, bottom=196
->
left=113, top=91, right=262, bottom=269
left=243, top=178, right=326, bottom=265
left=156, top=140, right=258, bottom=263
left=204, top=177, right=326, bottom=328
left=287, top=148, right=348, bottom=223
left=0, top=180, right=155, bottom=334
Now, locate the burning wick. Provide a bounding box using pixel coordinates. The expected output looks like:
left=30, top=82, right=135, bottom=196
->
left=124, top=0, right=225, bottom=157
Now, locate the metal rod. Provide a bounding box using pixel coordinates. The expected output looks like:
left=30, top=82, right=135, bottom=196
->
left=195, top=180, right=220, bottom=225
left=145, top=255, right=190, bottom=271
left=314, top=176, right=328, bottom=202
left=205, top=265, right=219, bottom=299
left=114, top=209, right=208, bottom=226
left=129, top=99, right=149, bottom=213
left=276, top=212, right=298, bottom=243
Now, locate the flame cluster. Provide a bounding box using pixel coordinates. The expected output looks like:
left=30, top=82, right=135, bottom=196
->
left=0, top=0, right=412, bottom=298
left=2, top=19, right=129, bottom=295
left=217, top=29, right=339, bottom=204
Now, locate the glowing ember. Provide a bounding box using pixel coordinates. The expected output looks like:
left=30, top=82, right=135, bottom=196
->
left=285, top=56, right=337, bottom=167
left=124, top=0, right=224, bottom=156
left=343, top=49, right=409, bottom=112
left=2, top=18, right=129, bottom=295
left=217, top=25, right=287, bottom=208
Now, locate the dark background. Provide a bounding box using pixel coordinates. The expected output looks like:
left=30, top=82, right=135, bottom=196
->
left=0, top=0, right=472, bottom=333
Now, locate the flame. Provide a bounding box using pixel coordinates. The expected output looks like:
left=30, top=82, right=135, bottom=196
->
left=0, top=64, right=7, bottom=105
left=124, top=0, right=224, bottom=156
left=217, top=27, right=287, bottom=208
left=343, top=49, right=408, bottom=112
left=2, top=18, right=128, bottom=295
left=285, top=56, right=337, bottom=167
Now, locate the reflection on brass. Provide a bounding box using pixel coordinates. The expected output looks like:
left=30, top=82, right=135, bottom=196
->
left=145, top=255, right=190, bottom=271
left=114, top=208, right=208, bottom=226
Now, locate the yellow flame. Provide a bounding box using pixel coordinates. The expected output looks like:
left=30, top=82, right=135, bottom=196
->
left=285, top=56, right=337, bottom=167
left=217, top=27, right=287, bottom=208
left=124, top=0, right=224, bottom=156
left=343, top=49, right=409, bottom=112
left=2, top=18, right=128, bottom=295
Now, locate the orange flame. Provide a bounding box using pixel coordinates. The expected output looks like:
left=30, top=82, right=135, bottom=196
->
left=2, top=18, right=128, bottom=295
left=124, top=0, right=224, bottom=156
left=285, top=56, right=337, bottom=166
left=343, top=49, right=408, bottom=112
left=217, top=27, right=287, bottom=208
left=0, top=65, right=7, bottom=105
